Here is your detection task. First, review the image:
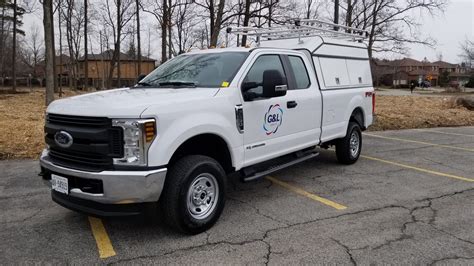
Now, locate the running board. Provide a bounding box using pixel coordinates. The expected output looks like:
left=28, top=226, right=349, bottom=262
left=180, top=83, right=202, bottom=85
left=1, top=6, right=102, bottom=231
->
left=241, top=151, right=319, bottom=182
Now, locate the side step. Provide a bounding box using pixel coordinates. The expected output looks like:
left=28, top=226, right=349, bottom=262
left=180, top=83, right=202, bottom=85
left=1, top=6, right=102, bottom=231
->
left=241, top=151, right=319, bottom=182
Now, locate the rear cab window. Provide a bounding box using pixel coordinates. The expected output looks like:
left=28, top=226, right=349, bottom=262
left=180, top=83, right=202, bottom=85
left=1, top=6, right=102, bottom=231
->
left=288, top=56, right=311, bottom=89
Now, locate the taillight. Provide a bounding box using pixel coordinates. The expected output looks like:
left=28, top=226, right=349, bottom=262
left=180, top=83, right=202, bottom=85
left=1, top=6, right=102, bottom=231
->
left=372, top=92, right=376, bottom=114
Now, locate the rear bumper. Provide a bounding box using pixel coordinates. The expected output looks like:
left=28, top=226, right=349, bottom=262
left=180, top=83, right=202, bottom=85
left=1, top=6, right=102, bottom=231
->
left=40, top=149, right=167, bottom=215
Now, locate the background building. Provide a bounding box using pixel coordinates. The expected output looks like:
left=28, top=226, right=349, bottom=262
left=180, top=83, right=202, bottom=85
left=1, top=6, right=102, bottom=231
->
left=78, top=50, right=156, bottom=89
left=372, top=58, right=471, bottom=87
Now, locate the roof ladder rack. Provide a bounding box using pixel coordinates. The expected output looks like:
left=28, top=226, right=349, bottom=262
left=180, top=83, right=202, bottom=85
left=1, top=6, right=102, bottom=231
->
left=226, top=19, right=368, bottom=47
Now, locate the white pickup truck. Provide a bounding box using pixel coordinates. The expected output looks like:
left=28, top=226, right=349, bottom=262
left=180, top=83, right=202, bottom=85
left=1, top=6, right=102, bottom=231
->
left=40, top=20, right=374, bottom=234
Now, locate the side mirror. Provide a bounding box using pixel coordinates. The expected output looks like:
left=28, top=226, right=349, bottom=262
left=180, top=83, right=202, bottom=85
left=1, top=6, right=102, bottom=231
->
left=137, top=74, right=146, bottom=83
left=241, top=81, right=259, bottom=92
left=262, top=70, right=287, bottom=98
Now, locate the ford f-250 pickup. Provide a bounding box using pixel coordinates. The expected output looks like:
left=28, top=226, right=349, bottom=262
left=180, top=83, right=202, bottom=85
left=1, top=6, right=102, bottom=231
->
left=40, top=19, right=375, bottom=234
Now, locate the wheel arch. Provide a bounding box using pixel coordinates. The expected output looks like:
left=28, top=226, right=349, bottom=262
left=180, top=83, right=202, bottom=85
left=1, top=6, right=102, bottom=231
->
left=350, top=107, right=366, bottom=131
left=168, top=133, right=234, bottom=174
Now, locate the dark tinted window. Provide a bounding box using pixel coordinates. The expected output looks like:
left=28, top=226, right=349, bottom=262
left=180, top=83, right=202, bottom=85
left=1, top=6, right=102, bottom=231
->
left=288, top=56, right=310, bottom=89
left=243, top=55, right=286, bottom=95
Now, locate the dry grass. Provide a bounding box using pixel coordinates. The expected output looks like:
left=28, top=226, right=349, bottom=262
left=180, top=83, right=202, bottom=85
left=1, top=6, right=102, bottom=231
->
left=370, top=95, right=474, bottom=131
left=0, top=90, right=473, bottom=159
left=0, top=89, right=83, bottom=160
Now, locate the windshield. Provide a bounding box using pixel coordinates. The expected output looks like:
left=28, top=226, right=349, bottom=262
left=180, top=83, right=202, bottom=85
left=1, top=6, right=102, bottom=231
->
left=138, top=52, right=249, bottom=88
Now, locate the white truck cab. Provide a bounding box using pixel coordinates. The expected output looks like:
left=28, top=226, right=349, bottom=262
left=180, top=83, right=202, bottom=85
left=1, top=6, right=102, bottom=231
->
left=40, top=19, right=375, bottom=234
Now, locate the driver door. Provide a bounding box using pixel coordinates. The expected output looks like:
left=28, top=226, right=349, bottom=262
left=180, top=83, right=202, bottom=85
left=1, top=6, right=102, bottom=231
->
left=241, top=53, right=307, bottom=166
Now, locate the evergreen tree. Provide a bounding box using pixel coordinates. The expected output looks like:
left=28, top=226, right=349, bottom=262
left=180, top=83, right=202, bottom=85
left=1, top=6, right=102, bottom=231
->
left=466, top=74, right=474, bottom=88
left=438, top=70, right=449, bottom=87
left=126, top=40, right=137, bottom=58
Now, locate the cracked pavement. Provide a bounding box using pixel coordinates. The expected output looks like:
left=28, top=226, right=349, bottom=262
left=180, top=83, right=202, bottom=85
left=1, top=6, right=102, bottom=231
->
left=1, top=127, right=473, bottom=264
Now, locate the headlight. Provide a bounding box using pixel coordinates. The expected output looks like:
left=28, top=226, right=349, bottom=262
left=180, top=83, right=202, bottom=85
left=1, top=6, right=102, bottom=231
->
left=112, top=118, right=156, bottom=166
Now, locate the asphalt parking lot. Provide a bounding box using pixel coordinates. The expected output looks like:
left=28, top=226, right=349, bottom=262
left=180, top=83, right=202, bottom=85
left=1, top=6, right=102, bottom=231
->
left=1, top=127, right=473, bottom=265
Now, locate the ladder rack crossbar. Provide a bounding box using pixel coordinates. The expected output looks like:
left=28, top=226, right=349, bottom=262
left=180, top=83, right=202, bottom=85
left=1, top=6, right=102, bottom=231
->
left=296, top=19, right=368, bottom=36
left=226, top=27, right=300, bottom=36
left=226, top=19, right=368, bottom=46
left=298, top=25, right=366, bottom=40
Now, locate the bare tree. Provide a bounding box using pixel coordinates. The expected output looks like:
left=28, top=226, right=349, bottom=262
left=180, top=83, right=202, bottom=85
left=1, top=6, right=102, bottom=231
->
left=0, top=3, right=7, bottom=86
left=84, top=0, right=88, bottom=89
left=135, top=0, right=141, bottom=75
left=173, top=0, right=198, bottom=54
left=142, top=0, right=169, bottom=62
left=210, top=0, right=225, bottom=47
left=24, top=25, right=44, bottom=76
left=334, top=0, right=339, bottom=28
left=101, top=0, right=134, bottom=88
left=345, top=0, right=358, bottom=29
left=162, top=0, right=168, bottom=62
left=9, top=0, right=25, bottom=92
left=12, top=0, right=17, bottom=91
left=240, top=0, right=250, bottom=46
left=302, top=0, right=323, bottom=19
left=146, top=27, right=152, bottom=58
left=348, top=0, right=447, bottom=58
left=42, top=0, right=55, bottom=105
left=193, top=0, right=226, bottom=47
left=60, top=0, right=86, bottom=90
left=57, top=0, right=62, bottom=92
left=460, top=38, right=473, bottom=68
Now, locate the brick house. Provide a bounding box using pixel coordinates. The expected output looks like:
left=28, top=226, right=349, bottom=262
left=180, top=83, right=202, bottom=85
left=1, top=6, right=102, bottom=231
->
left=372, top=58, right=439, bottom=87
left=433, top=61, right=471, bottom=86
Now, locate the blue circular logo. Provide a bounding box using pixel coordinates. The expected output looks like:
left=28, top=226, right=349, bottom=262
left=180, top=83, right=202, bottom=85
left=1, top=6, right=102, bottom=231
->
left=54, top=131, right=73, bottom=148
left=263, top=104, right=283, bottom=135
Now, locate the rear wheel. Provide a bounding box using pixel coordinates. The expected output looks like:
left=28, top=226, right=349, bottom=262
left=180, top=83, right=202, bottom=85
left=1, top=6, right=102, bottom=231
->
left=160, top=155, right=226, bottom=234
left=335, top=122, right=362, bottom=164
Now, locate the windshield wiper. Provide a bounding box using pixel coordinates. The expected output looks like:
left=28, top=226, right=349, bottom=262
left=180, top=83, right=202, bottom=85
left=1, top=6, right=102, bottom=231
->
left=136, top=82, right=153, bottom=87
left=158, top=81, right=196, bottom=88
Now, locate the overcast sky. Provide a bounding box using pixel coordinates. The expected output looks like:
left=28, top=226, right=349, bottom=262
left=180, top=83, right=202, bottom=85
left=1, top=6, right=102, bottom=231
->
left=404, top=0, right=474, bottom=63
left=22, top=0, right=474, bottom=64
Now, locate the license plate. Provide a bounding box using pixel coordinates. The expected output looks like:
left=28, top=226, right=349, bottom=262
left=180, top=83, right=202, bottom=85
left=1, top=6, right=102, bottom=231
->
left=51, top=174, right=68, bottom=195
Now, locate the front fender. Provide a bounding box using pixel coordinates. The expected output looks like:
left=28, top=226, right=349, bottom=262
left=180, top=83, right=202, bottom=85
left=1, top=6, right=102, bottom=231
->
left=146, top=110, right=242, bottom=168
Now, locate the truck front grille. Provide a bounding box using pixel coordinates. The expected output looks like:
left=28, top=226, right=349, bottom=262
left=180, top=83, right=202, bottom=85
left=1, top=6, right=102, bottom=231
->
left=47, top=113, right=111, bottom=127
left=45, top=114, right=123, bottom=171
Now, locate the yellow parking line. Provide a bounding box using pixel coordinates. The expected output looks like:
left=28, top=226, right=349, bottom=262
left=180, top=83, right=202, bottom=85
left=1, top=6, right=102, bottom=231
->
left=88, top=217, right=116, bottom=259
left=415, top=129, right=474, bottom=137
left=364, top=133, right=474, bottom=152
left=265, top=176, right=347, bottom=210
left=361, top=155, right=474, bottom=182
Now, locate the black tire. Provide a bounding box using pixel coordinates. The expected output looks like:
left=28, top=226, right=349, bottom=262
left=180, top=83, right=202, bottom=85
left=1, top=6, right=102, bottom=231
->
left=160, top=155, right=226, bottom=234
left=335, top=122, right=362, bottom=165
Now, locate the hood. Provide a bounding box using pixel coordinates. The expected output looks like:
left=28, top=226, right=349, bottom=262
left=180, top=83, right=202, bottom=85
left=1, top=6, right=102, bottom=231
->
left=47, top=87, right=219, bottom=118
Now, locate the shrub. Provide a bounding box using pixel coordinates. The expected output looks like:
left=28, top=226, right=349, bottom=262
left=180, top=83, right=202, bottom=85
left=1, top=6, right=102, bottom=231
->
left=466, top=74, right=474, bottom=88
left=439, top=70, right=449, bottom=87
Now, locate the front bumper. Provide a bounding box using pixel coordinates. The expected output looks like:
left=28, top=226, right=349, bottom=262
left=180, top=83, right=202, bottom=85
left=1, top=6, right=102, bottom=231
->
left=40, top=149, right=167, bottom=215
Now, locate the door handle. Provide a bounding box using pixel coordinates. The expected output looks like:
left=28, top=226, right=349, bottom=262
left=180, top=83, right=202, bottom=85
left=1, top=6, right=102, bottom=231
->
left=287, top=101, right=298, bottom=109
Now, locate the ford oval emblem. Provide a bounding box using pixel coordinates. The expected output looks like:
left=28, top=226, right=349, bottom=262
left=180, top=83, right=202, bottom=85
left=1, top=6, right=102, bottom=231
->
left=54, top=131, right=73, bottom=148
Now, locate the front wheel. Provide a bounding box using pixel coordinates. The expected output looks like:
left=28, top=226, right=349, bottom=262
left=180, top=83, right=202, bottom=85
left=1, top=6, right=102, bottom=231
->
left=160, top=155, right=226, bottom=234
left=335, top=122, right=362, bottom=165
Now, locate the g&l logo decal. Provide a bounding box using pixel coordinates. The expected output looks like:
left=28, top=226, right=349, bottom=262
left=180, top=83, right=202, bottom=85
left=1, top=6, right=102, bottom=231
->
left=263, top=104, right=283, bottom=135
